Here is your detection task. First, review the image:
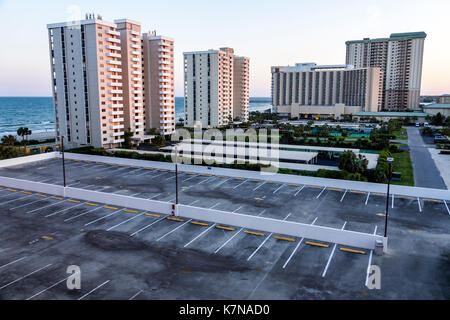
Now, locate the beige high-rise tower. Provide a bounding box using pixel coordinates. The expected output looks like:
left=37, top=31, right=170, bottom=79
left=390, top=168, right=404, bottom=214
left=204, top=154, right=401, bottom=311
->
left=346, top=32, right=426, bottom=111
left=183, top=47, right=249, bottom=128
left=47, top=15, right=175, bottom=149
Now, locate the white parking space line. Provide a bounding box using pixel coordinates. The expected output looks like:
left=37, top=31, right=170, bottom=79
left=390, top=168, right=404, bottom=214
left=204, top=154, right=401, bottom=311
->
left=156, top=219, right=192, bottom=242
left=107, top=213, right=145, bottom=231
left=282, top=217, right=318, bottom=269
left=182, top=175, right=198, bottom=183
left=184, top=223, right=217, bottom=248
left=273, top=183, right=285, bottom=194
left=26, top=272, right=78, bottom=300
left=316, top=187, right=326, bottom=199
left=0, top=263, right=52, bottom=290
left=391, top=194, right=395, bottom=209
left=365, top=226, right=378, bottom=287
left=44, top=202, right=87, bottom=217
left=444, top=200, right=450, bottom=215
left=340, top=189, right=348, bottom=202
left=233, top=179, right=248, bottom=190
left=78, top=280, right=110, bottom=300
left=0, top=256, right=27, bottom=271
left=84, top=209, right=124, bottom=226
left=188, top=200, right=199, bottom=206
left=365, top=192, right=371, bottom=205
left=252, top=181, right=266, bottom=191
left=294, top=185, right=305, bottom=196
left=25, top=200, right=64, bottom=214
left=129, top=289, right=143, bottom=300
left=321, top=221, right=347, bottom=278
left=247, top=213, right=291, bottom=261
left=417, top=197, right=422, bottom=213
left=214, top=228, right=244, bottom=254
left=129, top=192, right=141, bottom=197
left=209, top=202, right=221, bottom=209
left=69, top=182, right=81, bottom=187
left=232, top=206, right=243, bottom=213
left=64, top=206, right=104, bottom=222
left=136, top=170, right=155, bottom=176
left=215, top=177, right=231, bottom=188
left=130, top=216, right=166, bottom=236
left=148, top=193, right=162, bottom=200
left=0, top=194, right=34, bottom=205
left=151, top=171, right=170, bottom=179
left=197, top=176, right=215, bottom=185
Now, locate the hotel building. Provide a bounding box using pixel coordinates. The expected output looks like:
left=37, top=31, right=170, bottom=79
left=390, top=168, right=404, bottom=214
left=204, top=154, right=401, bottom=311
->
left=183, top=47, right=249, bottom=128
left=47, top=15, right=174, bottom=149
left=271, top=63, right=383, bottom=119
left=346, top=32, right=426, bottom=111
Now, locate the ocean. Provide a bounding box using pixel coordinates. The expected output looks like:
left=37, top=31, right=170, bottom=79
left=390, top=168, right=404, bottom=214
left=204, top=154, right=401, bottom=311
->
left=0, top=97, right=272, bottom=139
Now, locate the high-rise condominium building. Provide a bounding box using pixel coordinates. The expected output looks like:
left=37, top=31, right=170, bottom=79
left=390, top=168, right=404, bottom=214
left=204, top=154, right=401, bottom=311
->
left=142, top=33, right=175, bottom=135
left=183, top=47, right=249, bottom=128
left=271, top=63, right=383, bottom=119
left=47, top=15, right=174, bottom=149
left=346, top=32, right=426, bottom=111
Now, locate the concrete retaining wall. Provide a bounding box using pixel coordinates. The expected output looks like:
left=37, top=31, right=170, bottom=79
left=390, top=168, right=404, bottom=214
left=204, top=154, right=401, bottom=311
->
left=0, top=152, right=57, bottom=168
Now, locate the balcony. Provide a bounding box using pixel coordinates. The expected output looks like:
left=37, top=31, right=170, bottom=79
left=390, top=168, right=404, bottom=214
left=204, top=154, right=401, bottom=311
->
left=160, top=60, right=170, bottom=65
left=110, top=132, right=123, bottom=137
left=106, top=30, right=121, bottom=36
left=130, top=44, right=140, bottom=49
left=132, top=83, right=141, bottom=88
left=133, top=115, right=143, bottom=120
left=106, top=60, right=121, bottom=65
left=111, top=138, right=125, bottom=143
left=131, top=57, right=140, bottom=62
left=159, top=78, right=171, bottom=83
left=160, top=108, right=173, bottom=113
left=133, top=103, right=143, bottom=107
left=107, top=67, right=122, bottom=72
left=130, top=37, right=140, bottom=42
left=106, top=52, right=121, bottom=58
left=131, top=70, right=141, bottom=75
left=107, top=82, right=122, bottom=87
left=106, top=37, right=121, bottom=44
left=107, top=75, right=122, bottom=80
left=109, top=118, right=124, bottom=123
left=133, top=90, right=142, bottom=94
left=106, top=45, right=121, bottom=51
left=108, top=96, right=123, bottom=101
left=108, top=103, right=123, bottom=108
left=132, top=77, right=141, bottom=81
left=160, top=90, right=171, bottom=94
left=160, top=119, right=173, bottom=125
left=158, top=66, right=170, bottom=71
left=109, top=110, right=124, bottom=116
left=131, top=64, right=141, bottom=68
left=160, top=102, right=172, bottom=106
left=159, top=84, right=171, bottom=89
left=130, top=30, right=139, bottom=36
left=158, top=47, right=171, bottom=53
left=110, top=124, right=124, bottom=130
left=131, top=50, right=140, bottom=56
left=108, top=89, right=123, bottom=94
left=158, top=54, right=170, bottom=59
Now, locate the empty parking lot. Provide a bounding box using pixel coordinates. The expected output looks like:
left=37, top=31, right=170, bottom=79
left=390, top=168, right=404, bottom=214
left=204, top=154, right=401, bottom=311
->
left=0, top=157, right=449, bottom=299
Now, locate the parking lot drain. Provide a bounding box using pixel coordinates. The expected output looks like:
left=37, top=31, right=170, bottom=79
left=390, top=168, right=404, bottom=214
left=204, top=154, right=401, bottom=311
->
left=340, top=248, right=366, bottom=254
left=68, top=200, right=81, bottom=203
left=104, top=206, right=118, bottom=210
left=244, top=231, right=265, bottom=236
left=167, top=217, right=184, bottom=222
left=191, top=221, right=208, bottom=226
left=124, top=209, right=138, bottom=213
left=306, top=241, right=329, bottom=248
left=145, top=213, right=160, bottom=218
left=274, top=236, right=296, bottom=242
left=216, top=226, right=235, bottom=231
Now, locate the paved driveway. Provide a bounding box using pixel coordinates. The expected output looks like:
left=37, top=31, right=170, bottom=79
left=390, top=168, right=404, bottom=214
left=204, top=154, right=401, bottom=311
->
left=406, top=127, right=447, bottom=189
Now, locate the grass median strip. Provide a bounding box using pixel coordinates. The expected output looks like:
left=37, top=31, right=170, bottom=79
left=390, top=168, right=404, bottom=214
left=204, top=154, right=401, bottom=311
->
left=244, top=230, right=265, bottom=236
left=274, top=236, right=296, bottom=242
left=216, top=226, right=235, bottom=231
left=339, top=247, right=366, bottom=254
left=191, top=221, right=209, bottom=226
left=306, top=241, right=329, bottom=248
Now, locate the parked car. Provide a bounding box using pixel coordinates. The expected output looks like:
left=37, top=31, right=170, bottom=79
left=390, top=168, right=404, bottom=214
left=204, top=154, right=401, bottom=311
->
left=424, top=122, right=430, bottom=127
left=415, top=122, right=420, bottom=127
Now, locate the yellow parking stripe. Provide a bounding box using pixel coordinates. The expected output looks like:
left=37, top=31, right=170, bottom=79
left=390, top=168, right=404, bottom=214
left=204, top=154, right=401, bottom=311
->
left=306, top=241, right=329, bottom=248
left=200, top=174, right=212, bottom=177
left=307, top=185, right=321, bottom=189
left=124, top=209, right=138, bottom=213
left=36, top=194, right=48, bottom=198
left=131, top=166, right=141, bottom=169
left=268, top=181, right=281, bottom=184
left=250, top=179, right=261, bottom=182
left=104, top=206, right=118, bottom=210
left=67, top=200, right=80, bottom=203
left=191, top=221, right=209, bottom=226
left=52, top=196, right=64, bottom=200
left=423, top=198, right=442, bottom=203
left=119, top=165, right=128, bottom=167
left=350, top=190, right=366, bottom=194
left=288, top=184, right=300, bottom=187
left=340, top=248, right=366, bottom=254
left=216, top=226, right=235, bottom=231
left=7, top=189, right=17, bottom=192
left=145, top=213, right=160, bottom=218
left=328, top=188, right=343, bottom=192
left=373, top=193, right=386, bottom=196
left=167, top=217, right=184, bottom=222
left=244, top=231, right=265, bottom=236
left=21, top=191, right=32, bottom=194
left=217, top=176, right=228, bottom=179
left=96, top=162, right=104, bottom=165
left=159, top=169, right=168, bottom=172
left=144, top=168, right=154, bottom=170
left=233, top=177, right=245, bottom=180
left=274, top=236, right=296, bottom=242
left=85, top=203, right=99, bottom=207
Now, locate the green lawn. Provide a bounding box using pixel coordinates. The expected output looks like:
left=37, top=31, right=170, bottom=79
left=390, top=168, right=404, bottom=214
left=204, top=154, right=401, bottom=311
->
left=391, top=151, right=414, bottom=186
left=392, top=128, right=408, bottom=140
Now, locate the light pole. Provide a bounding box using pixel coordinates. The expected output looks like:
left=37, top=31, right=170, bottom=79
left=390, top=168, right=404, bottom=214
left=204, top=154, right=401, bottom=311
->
left=175, top=145, right=179, bottom=205
left=60, top=135, right=67, bottom=188
left=384, top=157, right=394, bottom=237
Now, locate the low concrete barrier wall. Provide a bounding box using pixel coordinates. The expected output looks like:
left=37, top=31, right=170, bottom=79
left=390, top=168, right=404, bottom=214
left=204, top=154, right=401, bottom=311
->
left=0, top=152, right=57, bottom=168
left=0, top=176, right=64, bottom=196
left=178, top=205, right=387, bottom=252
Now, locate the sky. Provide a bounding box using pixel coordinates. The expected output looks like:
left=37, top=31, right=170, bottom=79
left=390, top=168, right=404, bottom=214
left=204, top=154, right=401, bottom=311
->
left=0, top=0, right=449, bottom=97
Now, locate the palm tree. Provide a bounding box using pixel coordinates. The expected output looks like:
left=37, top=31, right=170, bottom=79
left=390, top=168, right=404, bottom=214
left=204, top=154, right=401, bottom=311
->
left=1, top=135, right=17, bottom=146
left=17, top=127, right=32, bottom=150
